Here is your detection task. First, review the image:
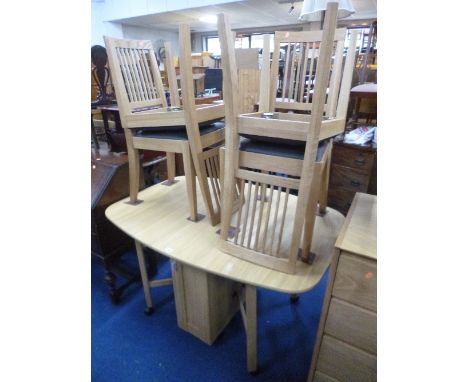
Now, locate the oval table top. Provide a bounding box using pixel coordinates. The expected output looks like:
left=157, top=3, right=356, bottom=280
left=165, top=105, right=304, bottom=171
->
left=106, top=176, right=345, bottom=294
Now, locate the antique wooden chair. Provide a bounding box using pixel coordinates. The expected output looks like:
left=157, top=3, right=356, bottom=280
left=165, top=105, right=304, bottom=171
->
left=218, top=3, right=341, bottom=273
left=104, top=36, right=225, bottom=224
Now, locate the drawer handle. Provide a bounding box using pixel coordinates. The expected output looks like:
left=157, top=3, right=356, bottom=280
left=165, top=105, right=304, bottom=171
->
left=354, top=159, right=366, bottom=166
left=350, top=180, right=361, bottom=187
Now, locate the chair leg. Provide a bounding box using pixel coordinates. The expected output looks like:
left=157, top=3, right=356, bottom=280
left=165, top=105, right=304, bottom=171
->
left=126, top=143, right=142, bottom=205
left=181, top=143, right=200, bottom=222
left=165, top=152, right=176, bottom=185
left=301, top=167, right=321, bottom=263
left=318, top=142, right=333, bottom=215
left=193, top=152, right=218, bottom=225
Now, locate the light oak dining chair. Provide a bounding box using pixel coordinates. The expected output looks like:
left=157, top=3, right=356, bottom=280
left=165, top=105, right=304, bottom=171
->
left=177, top=24, right=226, bottom=225
left=104, top=36, right=225, bottom=224
left=257, top=24, right=358, bottom=215
left=218, top=3, right=341, bottom=274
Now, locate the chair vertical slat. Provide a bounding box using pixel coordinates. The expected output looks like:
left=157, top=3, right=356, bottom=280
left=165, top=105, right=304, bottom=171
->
left=336, top=30, right=358, bottom=119
left=212, top=154, right=222, bottom=199
left=287, top=44, right=297, bottom=100
left=117, top=48, right=136, bottom=102
left=275, top=188, right=290, bottom=257
left=206, top=158, right=220, bottom=210
left=234, top=179, right=246, bottom=245
left=129, top=48, right=148, bottom=101
left=164, top=41, right=180, bottom=107
left=138, top=50, right=154, bottom=101
left=258, top=35, right=271, bottom=113
left=138, top=50, right=155, bottom=100
left=240, top=180, right=253, bottom=246
left=259, top=184, right=275, bottom=253
left=147, top=47, right=168, bottom=108
left=282, top=43, right=291, bottom=101
left=298, top=42, right=309, bottom=103
left=253, top=184, right=267, bottom=251
left=123, top=48, right=141, bottom=101
left=126, top=48, right=143, bottom=102
left=267, top=186, right=283, bottom=255
left=246, top=181, right=260, bottom=249
left=293, top=44, right=303, bottom=101
left=306, top=43, right=317, bottom=104
left=209, top=157, right=221, bottom=209
left=326, top=40, right=344, bottom=118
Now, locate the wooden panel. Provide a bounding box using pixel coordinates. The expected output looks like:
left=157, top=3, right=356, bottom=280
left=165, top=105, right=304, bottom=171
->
left=207, top=273, right=243, bottom=339
left=316, top=335, right=377, bottom=382
left=173, top=262, right=209, bottom=340
left=325, top=298, right=377, bottom=354
left=172, top=262, right=241, bottom=345
left=335, top=193, right=377, bottom=260
left=333, top=253, right=377, bottom=312
left=238, top=69, right=260, bottom=113
left=313, top=371, right=339, bottom=382
left=332, top=145, right=375, bottom=172
left=329, top=164, right=370, bottom=193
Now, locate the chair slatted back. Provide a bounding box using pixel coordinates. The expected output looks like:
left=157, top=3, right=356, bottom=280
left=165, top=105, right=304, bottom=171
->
left=267, top=28, right=358, bottom=120
left=104, top=37, right=167, bottom=118
left=218, top=3, right=339, bottom=274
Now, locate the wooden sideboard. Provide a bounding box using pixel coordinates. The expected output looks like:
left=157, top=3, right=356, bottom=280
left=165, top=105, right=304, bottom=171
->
left=308, top=193, right=377, bottom=382
left=328, top=140, right=377, bottom=215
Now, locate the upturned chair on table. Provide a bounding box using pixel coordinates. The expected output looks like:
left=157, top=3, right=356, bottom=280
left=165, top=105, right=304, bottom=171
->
left=255, top=21, right=358, bottom=216
left=218, top=3, right=343, bottom=274
left=104, top=34, right=225, bottom=225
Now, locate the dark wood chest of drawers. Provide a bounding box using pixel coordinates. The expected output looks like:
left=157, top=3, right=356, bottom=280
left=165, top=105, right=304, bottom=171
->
left=92, top=151, right=146, bottom=303
left=328, top=141, right=377, bottom=215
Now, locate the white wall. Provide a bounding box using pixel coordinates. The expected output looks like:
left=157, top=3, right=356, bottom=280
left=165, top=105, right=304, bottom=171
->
left=122, top=25, right=180, bottom=55
left=102, top=0, right=238, bottom=21
left=92, top=1, right=123, bottom=46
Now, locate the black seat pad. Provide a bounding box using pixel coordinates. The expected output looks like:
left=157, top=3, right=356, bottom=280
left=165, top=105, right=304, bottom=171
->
left=135, top=120, right=224, bottom=140
left=239, top=136, right=327, bottom=161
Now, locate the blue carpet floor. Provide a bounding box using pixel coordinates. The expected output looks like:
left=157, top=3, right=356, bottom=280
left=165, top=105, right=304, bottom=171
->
left=92, top=250, right=329, bottom=382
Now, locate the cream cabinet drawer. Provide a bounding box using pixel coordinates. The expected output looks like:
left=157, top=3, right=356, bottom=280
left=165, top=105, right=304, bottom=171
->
left=316, top=335, right=377, bottom=382
left=325, top=298, right=376, bottom=354
left=332, top=253, right=377, bottom=312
